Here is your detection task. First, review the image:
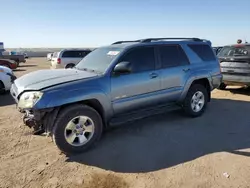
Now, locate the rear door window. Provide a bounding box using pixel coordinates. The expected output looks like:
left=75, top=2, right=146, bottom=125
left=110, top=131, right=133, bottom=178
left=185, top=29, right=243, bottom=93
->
left=158, top=45, right=189, bottom=68
left=188, top=44, right=216, bottom=61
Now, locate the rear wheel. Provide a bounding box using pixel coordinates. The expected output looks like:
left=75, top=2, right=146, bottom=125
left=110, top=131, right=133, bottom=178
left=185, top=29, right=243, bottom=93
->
left=52, top=104, right=103, bottom=154
left=65, top=64, right=75, bottom=69
left=183, top=84, right=208, bottom=117
left=218, top=83, right=227, bottom=90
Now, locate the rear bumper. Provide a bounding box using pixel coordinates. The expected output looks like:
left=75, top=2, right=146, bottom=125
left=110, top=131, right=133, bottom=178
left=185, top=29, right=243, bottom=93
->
left=10, top=64, right=17, bottom=70
left=211, top=74, right=223, bottom=89
left=50, top=62, right=64, bottom=69
left=222, top=74, right=250, bottom=86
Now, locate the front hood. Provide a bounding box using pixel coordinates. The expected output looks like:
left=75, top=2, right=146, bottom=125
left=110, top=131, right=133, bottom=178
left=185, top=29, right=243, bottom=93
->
left=14, top=68, right=98, bottom=94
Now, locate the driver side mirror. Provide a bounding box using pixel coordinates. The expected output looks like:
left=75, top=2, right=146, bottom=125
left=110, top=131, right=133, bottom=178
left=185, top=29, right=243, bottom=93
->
left=113, top=61, right=132, bottom=75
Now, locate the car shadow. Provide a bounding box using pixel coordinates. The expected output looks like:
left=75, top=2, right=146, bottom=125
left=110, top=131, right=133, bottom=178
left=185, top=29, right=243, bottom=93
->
left=13, top=69, right=26, bottom=72
left=227, top=87, right=250, bottom=96
left=0, top=93, right=15, bottom=106
left=19, top=64, right=37, bottom=68
left=66, top=98, right=250, bottom=173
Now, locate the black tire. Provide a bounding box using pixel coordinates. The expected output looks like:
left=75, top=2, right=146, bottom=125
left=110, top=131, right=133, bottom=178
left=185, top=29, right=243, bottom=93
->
left=0, top=81, right=5, bottom=94
left=218, top=83, right=227, bottom=90
left=65, top=64, right=75, bottom=69
left=183, top=84, right=208, bottom=117
left=52, top=104, right=103, bottom=154
left=16, top=60, right=20, bottom=67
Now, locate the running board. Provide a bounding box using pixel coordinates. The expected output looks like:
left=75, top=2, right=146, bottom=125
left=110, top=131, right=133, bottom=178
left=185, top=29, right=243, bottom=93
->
left=109, top=104, right=181, bottom=126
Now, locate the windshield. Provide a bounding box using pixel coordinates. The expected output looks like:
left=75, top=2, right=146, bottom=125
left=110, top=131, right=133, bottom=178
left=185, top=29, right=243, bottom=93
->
left=218, top=46, right=250, bottom=57
left=75, top=47, right=122, bottom=73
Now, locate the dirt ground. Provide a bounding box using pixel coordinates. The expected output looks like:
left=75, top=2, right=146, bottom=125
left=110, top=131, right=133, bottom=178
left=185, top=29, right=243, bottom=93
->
left=1, top=58, right=250, bottom=188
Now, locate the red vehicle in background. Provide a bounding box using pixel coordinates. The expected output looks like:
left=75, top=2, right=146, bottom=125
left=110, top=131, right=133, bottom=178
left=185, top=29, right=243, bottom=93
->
left=0, top=59, right=18, bottom=70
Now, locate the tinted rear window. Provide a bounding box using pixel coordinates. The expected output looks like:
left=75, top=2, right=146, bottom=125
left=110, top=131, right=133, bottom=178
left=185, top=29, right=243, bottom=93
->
left=62, top=50, right=91, bottom=58
left=188, top=44, right=216, bottom=61
left=218, top=46, right=250, bottom=57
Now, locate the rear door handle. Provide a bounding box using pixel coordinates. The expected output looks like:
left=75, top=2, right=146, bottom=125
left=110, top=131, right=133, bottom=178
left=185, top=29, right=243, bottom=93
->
left=149, top=73, right=158, bottom=79
left=183, top=68, right=190, bottom=72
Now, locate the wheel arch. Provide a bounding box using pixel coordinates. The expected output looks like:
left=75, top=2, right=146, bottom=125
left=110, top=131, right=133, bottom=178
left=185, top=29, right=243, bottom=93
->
left=190, top=78, right=211, bottom=102
left=65, top=63, right=75, bottom=68
left=180, top=77, right=211, bottom=102
left=43, top=98, right=108, bottom=134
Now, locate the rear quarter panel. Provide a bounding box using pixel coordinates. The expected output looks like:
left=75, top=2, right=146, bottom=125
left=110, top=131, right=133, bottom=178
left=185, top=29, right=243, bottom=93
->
left=178, top=44, right=222, bottom=101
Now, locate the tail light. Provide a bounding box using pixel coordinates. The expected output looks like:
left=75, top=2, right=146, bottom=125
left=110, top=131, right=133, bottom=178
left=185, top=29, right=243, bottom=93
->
left=57, top=58, right=61, bottom=64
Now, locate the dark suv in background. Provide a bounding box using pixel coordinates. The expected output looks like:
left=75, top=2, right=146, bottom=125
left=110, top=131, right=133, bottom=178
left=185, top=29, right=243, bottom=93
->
left=218, top=44, right=250, bottom=89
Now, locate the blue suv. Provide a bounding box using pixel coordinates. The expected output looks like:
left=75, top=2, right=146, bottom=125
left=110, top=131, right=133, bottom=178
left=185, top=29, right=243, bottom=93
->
left=11, top=38, right=222, bottom=154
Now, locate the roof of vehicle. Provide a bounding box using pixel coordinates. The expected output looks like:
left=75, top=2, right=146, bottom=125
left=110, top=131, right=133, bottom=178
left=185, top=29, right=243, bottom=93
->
left=105, top=38, right=212, bottom=49
left=223, top=43, right=250, bottom=47
left=59, top=48, right=92, bottom=53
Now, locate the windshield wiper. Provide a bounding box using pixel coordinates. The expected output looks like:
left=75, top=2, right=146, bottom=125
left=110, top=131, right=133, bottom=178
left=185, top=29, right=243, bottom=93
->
left=78, top=67, right=102, bottom=74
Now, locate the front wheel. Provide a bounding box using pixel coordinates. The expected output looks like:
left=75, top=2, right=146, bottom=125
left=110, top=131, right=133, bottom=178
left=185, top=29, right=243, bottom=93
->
left=183, top=84, right=208, bottom=117
left=52, top=104, right=103, bottom=154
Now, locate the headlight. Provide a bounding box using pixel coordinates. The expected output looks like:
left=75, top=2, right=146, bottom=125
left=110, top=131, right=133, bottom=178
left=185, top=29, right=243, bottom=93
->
left=18, top=91, right=43, bottom=109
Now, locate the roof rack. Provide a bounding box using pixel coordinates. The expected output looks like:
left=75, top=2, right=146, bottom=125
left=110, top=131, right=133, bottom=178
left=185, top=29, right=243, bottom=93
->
left=112, top=40, right=142, bottom=45
left=140, top=38, right=202, bottom=43
left=112, top=38, right=205, bottom=45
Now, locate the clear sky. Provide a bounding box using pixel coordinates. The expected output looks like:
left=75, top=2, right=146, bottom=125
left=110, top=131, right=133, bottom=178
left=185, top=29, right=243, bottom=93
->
left=1, top=0, right=250, bottom=48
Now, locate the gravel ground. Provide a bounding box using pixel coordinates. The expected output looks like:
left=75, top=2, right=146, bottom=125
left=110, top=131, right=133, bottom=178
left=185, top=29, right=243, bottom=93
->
left=0, top=58, right=250, bottom=188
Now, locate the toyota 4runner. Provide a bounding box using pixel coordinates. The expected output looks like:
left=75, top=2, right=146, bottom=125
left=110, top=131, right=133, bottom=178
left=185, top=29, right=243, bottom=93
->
left=10, top=38, right=222, bottom=154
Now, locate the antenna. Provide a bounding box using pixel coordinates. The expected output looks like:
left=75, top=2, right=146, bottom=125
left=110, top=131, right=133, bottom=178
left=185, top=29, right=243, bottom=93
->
left=245, top=38, right=248, bottom=44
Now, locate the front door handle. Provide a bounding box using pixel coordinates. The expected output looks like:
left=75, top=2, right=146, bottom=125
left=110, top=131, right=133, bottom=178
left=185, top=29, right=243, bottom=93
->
left=183, top=68, right=190, bottom=72
left=149, top=73, right=158, bottom=79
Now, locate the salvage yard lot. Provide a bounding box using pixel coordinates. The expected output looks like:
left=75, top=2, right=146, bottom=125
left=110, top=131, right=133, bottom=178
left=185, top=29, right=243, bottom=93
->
left=1, top=58, right=250, bottom=188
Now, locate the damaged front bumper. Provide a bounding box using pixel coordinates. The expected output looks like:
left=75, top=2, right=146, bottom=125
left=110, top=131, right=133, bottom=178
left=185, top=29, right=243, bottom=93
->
left=21, top=108, right=59, bottom=135
left=10, top=84, right=59, bottom=135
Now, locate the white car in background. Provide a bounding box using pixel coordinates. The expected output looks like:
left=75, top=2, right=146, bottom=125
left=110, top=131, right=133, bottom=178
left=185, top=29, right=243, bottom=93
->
left=0, top=65, right=16, bottom=94
left=47, top=53, right=53, bottom=61
left=50, top=49, right=91, bottom=69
